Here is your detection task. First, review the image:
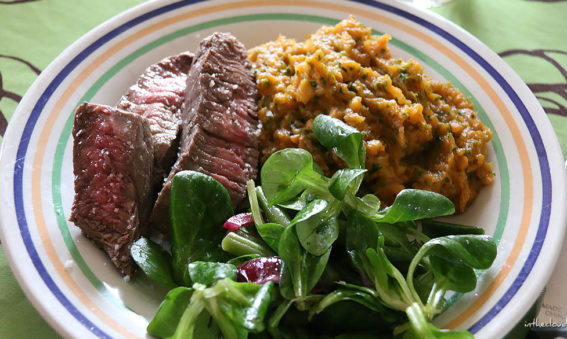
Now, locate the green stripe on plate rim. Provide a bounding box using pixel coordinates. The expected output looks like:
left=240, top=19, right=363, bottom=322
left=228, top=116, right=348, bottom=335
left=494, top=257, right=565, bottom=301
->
left=50, top=13, right=510, bottom=314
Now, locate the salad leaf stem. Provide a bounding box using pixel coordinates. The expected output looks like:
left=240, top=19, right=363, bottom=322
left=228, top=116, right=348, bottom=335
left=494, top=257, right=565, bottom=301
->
left=256, top=186, right=291, bottom=226
left=406, top=226, right=431, bottom=243
left=296, top=170, right=332, bottom=200
left=405, top=302, right=435, bottom=339
left=365, top=247, right=418, bottom=311
left=221, top=231, right=275, bottom=258
left=424, top=283, right=446, bottom=315
left=404, top=302, right=474, bottom=339
left=247, top=180, right=264, bottom=226
left=268, top=300, right=294, bottom=339
left=170, top=294, right=207, bottom=339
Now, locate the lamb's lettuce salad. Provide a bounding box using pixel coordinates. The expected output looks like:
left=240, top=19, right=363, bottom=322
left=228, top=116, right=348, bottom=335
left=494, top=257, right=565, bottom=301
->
left=131, top=115, right=497, bottom=338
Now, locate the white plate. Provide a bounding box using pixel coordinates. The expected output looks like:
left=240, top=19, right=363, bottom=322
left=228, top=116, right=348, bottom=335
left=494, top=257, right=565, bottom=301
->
left=0, top=1, right=565, bottom=338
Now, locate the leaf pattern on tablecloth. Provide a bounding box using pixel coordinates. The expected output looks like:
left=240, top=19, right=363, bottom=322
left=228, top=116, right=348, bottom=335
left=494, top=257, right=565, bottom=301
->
left=0, top=55, right=41, bottom=136
left=499, top=49, right=567, bottom=117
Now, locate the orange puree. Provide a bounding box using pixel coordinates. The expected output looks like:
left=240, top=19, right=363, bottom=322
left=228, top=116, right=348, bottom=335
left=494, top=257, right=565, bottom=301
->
left=249, top=16, right=494, bottom=212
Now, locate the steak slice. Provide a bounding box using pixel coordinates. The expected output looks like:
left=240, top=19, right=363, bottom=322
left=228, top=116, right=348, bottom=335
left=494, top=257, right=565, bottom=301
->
left=117, top=52, right=194, bottom=187
left=149, top=125, right=259, bottom=228
left=150, top=32, right=260, bottom=234
left=69, top=103, right=154, bottom=275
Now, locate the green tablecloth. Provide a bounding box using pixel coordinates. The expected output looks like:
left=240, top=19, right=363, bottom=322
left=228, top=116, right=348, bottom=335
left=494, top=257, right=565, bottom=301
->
left=1, top=0, right=565, bottom=337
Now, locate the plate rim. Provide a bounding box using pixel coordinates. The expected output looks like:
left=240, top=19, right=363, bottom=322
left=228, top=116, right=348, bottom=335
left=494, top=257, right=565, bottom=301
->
left=0, top=0, right=565, bottom=338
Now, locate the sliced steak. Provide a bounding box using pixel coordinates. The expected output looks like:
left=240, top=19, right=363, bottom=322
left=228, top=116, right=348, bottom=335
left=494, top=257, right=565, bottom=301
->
left=149, top=125, right=259, bottom=227
left=69, top=103, right=154, bottom=275
left=117, top=52, right=194, bottom=186
left=150, top=32, right=260, bottom=234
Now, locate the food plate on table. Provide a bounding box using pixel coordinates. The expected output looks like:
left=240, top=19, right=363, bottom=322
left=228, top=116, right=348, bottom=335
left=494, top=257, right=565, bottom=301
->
left=0, top=0, right=565, bottom=338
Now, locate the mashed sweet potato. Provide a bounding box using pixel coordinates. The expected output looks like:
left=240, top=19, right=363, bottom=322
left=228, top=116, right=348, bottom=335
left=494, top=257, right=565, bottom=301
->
left=248, top=16, right=494, bottom=212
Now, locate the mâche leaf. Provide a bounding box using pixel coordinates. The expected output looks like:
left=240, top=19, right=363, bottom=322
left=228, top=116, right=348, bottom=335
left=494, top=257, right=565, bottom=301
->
left=131, top=237, right=176, bottom=289
left=312, top=114, right=366, bottom=169
left=278, top=225, right=331, bottom=306
left=406, top=235, right=497, bottom=308
left=256, top=222, right=285, bottom=252
left=411, top=235, right=497, bottom=270
left=147, top=287, right=196, bottom=338
left=375, top=189, right=455, bottom=224
left=428, top=256, right=477, bottom=293
left=260, top=148, right=327, bottom=205
left=169, top=171, right=233, bottom=285
left=329, top=168, right=367, bottom=201
left=291, top=199, right=340, bottom=256
left=187, top=261, right=237, bottom=286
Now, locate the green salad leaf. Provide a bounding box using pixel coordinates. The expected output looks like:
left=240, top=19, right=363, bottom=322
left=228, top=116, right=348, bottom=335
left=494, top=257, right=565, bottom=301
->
left=312, top=114, right=366, bottom=169
left=279, top=225, right=331, bottom=308
left=329, top=168, right=367, bottom=201
left=291, top=199, right=340, bottom=256
left=187, top=261, right=237, bottom=286
left=375, top=189, right=455, bottom=223
left=169, top=170, right=233, bottom=285
left=406, top=235, right=497, bottom=308
left=131, top=237, right=176, bottom=289
left=147, top=287, right=198, bottom=339
left=256, top=222, right=285, bottom=252
left=260, top=148, right=328, bottom=205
